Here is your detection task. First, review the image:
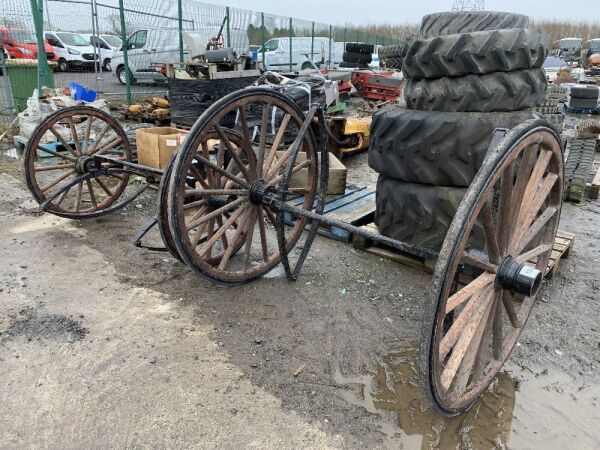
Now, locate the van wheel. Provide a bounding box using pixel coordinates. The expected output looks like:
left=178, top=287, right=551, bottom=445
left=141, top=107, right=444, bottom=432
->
left=57, top=58, right=68, bottom=72
left=103, top=58, right=111, bottom=72
left=117, top=65, right=135, bottom=85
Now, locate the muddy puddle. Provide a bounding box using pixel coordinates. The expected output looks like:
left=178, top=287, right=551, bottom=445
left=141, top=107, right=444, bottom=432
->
left=335, top=342, right=600, bottom=449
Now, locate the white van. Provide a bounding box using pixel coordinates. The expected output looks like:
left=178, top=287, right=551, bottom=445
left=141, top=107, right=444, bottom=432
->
left=258, top=37, right=343, bottom=71
left=112, top=28, right=250, bottom=85
left=45, top=31, right=98, bottom=72
left=80, top=33, right=121, bottom=71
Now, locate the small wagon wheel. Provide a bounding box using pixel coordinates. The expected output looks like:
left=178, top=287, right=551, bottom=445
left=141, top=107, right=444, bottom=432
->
left=166, top=87, right=318, bottom=284
left=23, top=106, right=131, bottom=219
left=422, top=120, right=563, bottom=415
left=157, top=130, right=248, bottom=264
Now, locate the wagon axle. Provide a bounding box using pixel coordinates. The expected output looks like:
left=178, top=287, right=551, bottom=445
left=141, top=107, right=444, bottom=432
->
left=22, top=92, right=564, bottom=416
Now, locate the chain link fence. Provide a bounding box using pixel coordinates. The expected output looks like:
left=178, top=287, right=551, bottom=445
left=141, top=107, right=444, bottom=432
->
left=1, top=0, right=404, bottom=119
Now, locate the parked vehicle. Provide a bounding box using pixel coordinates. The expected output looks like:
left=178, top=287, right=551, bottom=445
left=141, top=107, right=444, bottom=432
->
left=112, top=28, right=250, bottom=85
left=583, top=38, right=600, bottom=61
left=554, top=37, right=582, bottom=61
left=258, top=37, right=343, bottom=71
left=0, top=28, right=57, bottom=62
left=542, top=56, right=568, bottom=83
left=45, top=31, right=98, bottom=72
left=80, top=33, right=121, bottom=71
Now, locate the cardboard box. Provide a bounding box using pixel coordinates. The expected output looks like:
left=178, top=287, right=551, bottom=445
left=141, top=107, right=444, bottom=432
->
left=136, top=127, right=188, bottom=170
left=278, top=151, right=347, bottom=195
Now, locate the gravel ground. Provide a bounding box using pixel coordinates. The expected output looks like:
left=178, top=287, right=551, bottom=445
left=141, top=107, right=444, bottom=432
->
left=0, top=141, right=599, bottom=448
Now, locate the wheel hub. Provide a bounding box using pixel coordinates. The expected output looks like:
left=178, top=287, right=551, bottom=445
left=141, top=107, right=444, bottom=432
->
left=75, top=155, right=102, bottom=174
left=249, top=180, right=271, bottom=205
left=496, top=256, right=542, bottom=297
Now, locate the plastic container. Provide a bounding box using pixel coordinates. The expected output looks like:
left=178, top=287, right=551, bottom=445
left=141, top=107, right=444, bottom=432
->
left=69, top=81, right=97, bottom=102
left=4, top=59, right=46, bottom=112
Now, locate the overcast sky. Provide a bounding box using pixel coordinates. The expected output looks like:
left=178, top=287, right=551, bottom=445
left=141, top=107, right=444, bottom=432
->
left=205, top=0, right=600, bottom=24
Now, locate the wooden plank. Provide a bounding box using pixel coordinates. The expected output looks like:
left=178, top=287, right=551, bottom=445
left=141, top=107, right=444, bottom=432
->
left=210, top=69, right=261, bottom=80
left=590, top=158, right=600, bottom=200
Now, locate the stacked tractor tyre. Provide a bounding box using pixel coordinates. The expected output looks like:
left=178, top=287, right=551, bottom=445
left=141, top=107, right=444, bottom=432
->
left=369, top=11, right=549, bottom=251
left=340, top=42, right=374, bottom=69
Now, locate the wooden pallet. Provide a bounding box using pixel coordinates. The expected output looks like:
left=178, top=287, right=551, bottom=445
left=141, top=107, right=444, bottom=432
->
left=586, top=157, right=600, bottom=200
left=284, top=185, right=376, bottom=242
left=353, top=223, right=575, bottom=279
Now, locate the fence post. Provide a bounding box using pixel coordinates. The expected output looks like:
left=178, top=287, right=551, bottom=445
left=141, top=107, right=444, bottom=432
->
left=178, top=0, right=184, bottom=63
left=328, top=24, right=332, bottom=68
left=356, top=30, right=359, bottom=43
left=30, top=0, right=52, bottom=98
left=118, top=0, right=131, bottom=104
left=289, top=17, right=292, bottom=72
left=225, top=6, right=231, bottom=47
left=310, top=21, right=314, bottom=63
left=260, top=12, right=265, bottom=67
left=343, top=27, right=346, bottom=51
left=0, top=48, right=14, bottom=115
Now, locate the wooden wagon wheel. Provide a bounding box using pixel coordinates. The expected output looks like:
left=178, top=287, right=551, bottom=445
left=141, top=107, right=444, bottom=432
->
left=157, top=130, right=248, bottom=265
left=422, top=120, right=563, bottom=415
left=23, top=106, right=131, bottom=219
left=166, top=88, right=318, bottom=284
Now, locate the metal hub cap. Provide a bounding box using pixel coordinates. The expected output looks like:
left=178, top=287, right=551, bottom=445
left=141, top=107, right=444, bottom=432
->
left=496, top=256, right=542, bottom=297
left=249, top=179, right=270, bottom=205
left=75, top=155, right=102, bottom=174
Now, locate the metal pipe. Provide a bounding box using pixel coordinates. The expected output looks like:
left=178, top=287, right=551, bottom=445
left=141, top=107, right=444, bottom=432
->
left=177, top=0, right=184, bottom=63
left=264, top=194, right=439, bottom=261
left=225, top=6, right=231, bottom=47
left=289, top=17, right=293, bottom=72
left=260, top=12, right=265, bottom=67
left=90, top=0, right=99, bottom=92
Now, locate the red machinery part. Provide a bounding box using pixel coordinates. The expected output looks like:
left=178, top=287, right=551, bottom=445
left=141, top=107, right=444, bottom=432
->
left=350, top=71, right=402, bottom=102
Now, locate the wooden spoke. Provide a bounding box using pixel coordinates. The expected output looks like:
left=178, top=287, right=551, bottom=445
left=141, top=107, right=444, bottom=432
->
left=49, top=125, right=78, bottom=158
left=472, top=298, right=497, bottom=383
left=214, top=125, right=254, bottom=183
left=515, top=244, right=552, bottom=264
left=185, top=205, right=209, bottom=228
left=215, top=215, right=229, bottom=251
left=194, top=153, right=250, bottom=189
left=182, top=199, right=207, bottom=210
left=82, top=116, right=94, bottom=154
left=67, top=117, right=82, bottom=155
left=439, top=285, right=493, bottom=361
left=268, top=159, right=312, bottom=187
left=243, top=208, right=258, bottom=268
left=94, top=177, right=113, bottom=197
left=256, top=206, right=270, bottom=261
left=199, top=203, right=248, bottom=257
left=237, top=106, right=258, bottom=175
left=40, top=169, right=77, bottom=193
left=191, top=219, right=209, bottom=247
left=515, top=206, right=558, bottom=256
left=55, top=185, right=72, bottom=207
left=93, top=137, right=123, bottom=157
left=264, top=113, right=291, bottom=175
left=453, top=297, right=494, bottom=392
left=36, top=145, right=76, bottom=162
left=200, top=142, right=216, bottom=187
left=501, top=291, right=521, bottom=328
left=257, top=106, right=270, bottom=178
left=440, top=286, right=494, bottom=390
left=445, top=272, right=495, bottom=314
left=86, top=179, right=98, bottom=208
left=462, top=252, right=497, bottom=273
left=492, top=291, right=503, bottom=359
left=34, top=162, right=75, bottom=172
left=266, top=142, right=295, bottom=181
left=74, top=181, right=83, bottom=213
left=185, top=198, right=245, bottom=231
left=187, top=164, right=211, bottom=190
left=86, top=122, right=111, bottom=155
left=510, top=173, right=558, bottom=251
left=217, top=208, right=252, bottom=271
left=184, top=189, right=248, bottom=197
left=497, top=161, right=514, bottom=255
left=263, top=205, right=278, bottom=227
left=480, top=202, right=500, bottom=264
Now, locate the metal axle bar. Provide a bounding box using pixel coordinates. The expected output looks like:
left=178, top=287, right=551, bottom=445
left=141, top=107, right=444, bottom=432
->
left=263, top=195, right=439, bottom=261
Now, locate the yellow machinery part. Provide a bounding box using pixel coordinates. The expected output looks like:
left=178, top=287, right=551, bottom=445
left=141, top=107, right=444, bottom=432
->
left=152, top=97, right=170, bottom=108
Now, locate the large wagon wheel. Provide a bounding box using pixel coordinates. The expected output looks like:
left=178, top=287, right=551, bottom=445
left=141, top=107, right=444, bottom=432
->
left=422, top=120, right=563, bottom=415
left=23, top=106, right=131, bottom=219
left=166, top=87, right=318, bottom=284
left=157, top=130, right=248, bottom=264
